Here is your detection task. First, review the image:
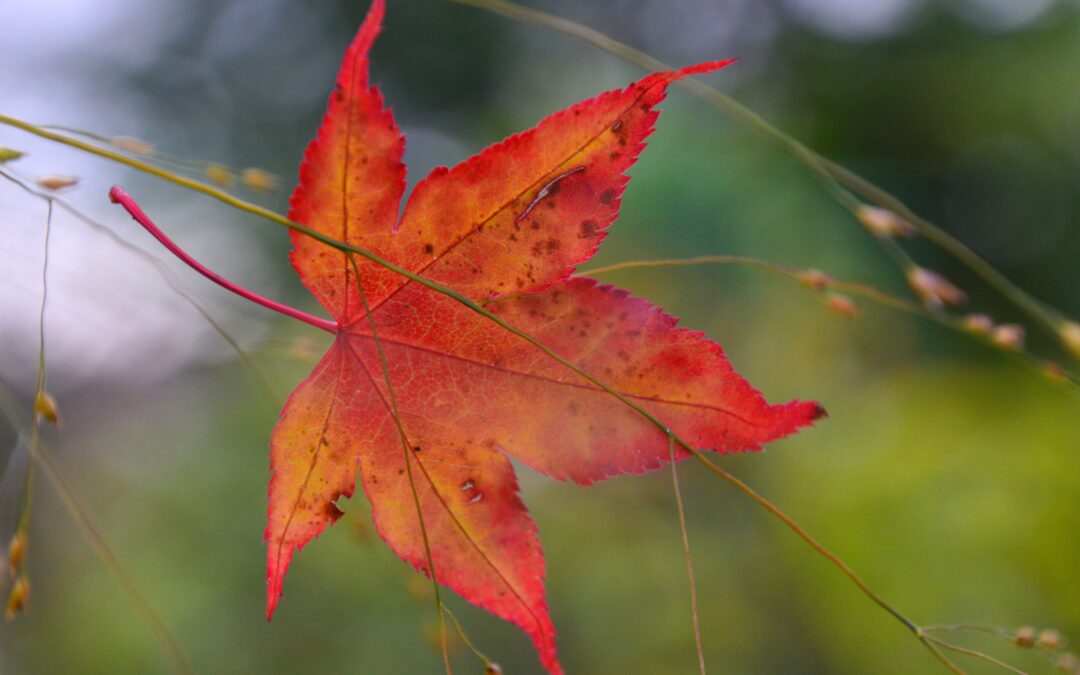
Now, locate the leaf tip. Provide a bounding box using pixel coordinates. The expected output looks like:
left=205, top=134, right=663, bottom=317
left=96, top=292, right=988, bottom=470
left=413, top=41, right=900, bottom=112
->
left=673, top=57, right=738, bottom=80
left=265, top=572, right=283, bottom=621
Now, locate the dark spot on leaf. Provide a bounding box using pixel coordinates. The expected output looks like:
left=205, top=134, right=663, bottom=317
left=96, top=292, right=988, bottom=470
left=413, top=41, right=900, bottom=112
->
left=600, top=189, right=616, bottom=205
left=423, top=243, right=434, bottom=254
left=579, top=220, right=598, bottom=238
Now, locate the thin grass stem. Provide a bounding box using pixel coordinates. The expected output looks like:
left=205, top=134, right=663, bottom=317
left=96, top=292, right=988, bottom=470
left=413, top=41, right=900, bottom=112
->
left=0, top=169, right=281, bottom=413
left=448, top=0, right=1074, bottom=350
left=925, top=635, right=1027, bottom=674
left=583, top=256, right=1080, bottom=389
left=669, top=434, right=706, bottom=674
left=348, top=255, right=454, bottom=675
left=17, top=201, right=52, bottom=541
left=443, top=605, right=495, bottom=669
left=0, top=383, right=192, bottom=674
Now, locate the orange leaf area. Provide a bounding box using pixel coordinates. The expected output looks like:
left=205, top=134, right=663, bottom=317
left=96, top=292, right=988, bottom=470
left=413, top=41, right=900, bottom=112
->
left=266, top=1, right=822, bottom=671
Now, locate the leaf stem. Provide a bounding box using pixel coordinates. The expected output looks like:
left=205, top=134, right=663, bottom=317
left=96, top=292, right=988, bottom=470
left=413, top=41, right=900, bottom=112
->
left=109, top=186, right=338, bottom=335
left=0, top=169, right=281, bottom=413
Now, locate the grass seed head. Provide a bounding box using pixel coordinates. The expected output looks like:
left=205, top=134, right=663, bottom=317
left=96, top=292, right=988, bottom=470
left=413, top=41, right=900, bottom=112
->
left=907, top=267, right=967, bottom=309
left=1059, top=320, right=1080, bottom=362
left=962, top=313, right=993, bottom=335
left=36, top=174, right=79, bottom=191
left=111, top=136, right=156, bottom=155
left=7, top=531, right=25, bottom=572
left=34, top=391, right=60, bottom=426
left=242, top=168, right=278, bottom=193
left=856, top=205, right=915, bottom=238
left=0, top=147, right=24, bottom=163
left=205, top=163, right=234, bottom=187
left=5, top=576, right=29, bottom=620
left=797, top=269, right=833, bottom=292
left=1015, top=626, right=1038, bottom=648
left=825, top=293, right=858, bottom=317
left=991, top=323, right=1025, bottom=351
left=1039, top=629, right=1065, bottom=650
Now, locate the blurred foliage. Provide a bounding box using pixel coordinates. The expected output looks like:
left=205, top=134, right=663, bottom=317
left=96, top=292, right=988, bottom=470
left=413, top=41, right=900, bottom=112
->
left=1, top=0, right=1078, bottom=673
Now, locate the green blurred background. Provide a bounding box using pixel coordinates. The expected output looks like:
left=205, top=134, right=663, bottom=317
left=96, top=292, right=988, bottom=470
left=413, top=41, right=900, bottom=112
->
left=1, top=0, right=1078, bottom=672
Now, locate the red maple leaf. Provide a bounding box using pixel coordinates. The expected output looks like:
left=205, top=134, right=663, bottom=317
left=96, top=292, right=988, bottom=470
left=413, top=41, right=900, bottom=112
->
left=114, top=1, right=823, bottom=671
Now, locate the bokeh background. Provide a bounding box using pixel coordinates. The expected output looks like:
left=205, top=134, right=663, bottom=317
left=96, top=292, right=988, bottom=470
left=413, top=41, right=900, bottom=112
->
left=1, top=0, right=1078, bottom=672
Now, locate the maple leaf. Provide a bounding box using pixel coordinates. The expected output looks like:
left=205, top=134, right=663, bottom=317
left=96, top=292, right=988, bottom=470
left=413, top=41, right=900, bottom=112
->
left=265, top=1, right=823, bottom=671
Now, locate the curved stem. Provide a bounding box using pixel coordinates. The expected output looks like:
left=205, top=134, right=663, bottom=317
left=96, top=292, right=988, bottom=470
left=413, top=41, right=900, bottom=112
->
left=684, top=452, right=965, bottom=673
left=443, top=606, right=495, bottom=670
left=109, top=187, right=338, bottom=335
left=449, top=0, right=1073, bottom=347
left=924, top=635, right=1026, bottom=674
left=0, top=169, right=281, bottom=413
left=584, top=255, right=1080, bottom=389
left=823, top=159, right=1064, bottom=335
